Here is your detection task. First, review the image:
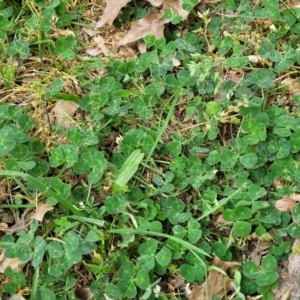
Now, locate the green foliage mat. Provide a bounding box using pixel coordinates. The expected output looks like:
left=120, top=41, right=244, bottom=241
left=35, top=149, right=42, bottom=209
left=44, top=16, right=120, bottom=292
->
left=1, top=0, right=300, bottom=299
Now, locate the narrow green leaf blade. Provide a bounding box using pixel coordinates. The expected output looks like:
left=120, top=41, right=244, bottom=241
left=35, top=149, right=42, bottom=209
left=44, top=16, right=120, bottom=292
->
left=115, top=149, right=144, bottom=188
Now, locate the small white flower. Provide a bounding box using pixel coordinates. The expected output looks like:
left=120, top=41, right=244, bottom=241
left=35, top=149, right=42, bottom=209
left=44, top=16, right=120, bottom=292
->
left=79, top=202, right=86, bottom=209
left=116, top=135, right=123, bottom=145
left=269, top=24, right=277, bottom=32
left=248, top=55, right=259, bottom=63
left=185, top=283, right=192, bottom=295
left=153, top=285, right=161, bottom=298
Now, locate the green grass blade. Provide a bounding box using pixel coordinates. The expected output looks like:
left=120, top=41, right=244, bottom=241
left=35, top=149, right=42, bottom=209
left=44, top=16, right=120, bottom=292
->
left=196, top=188, right=242, bottom=221
left=114, top=149, right=144, bottom=188
left=143, top=89, right=181, bottom=168
left=107, top=228, right=210, bottom=271
left=67, top=216, right=105, bottom=227
left=0, top=171, right=86, bottom=216
left=30, top=266, right=39, bottom=300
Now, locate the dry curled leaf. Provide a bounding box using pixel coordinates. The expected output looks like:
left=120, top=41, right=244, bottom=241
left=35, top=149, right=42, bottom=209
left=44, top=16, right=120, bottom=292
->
left=171, top=273, right=186, bottom=289
left=95, top=0, right=201, bottom=47
left=275, top=197, right=296, bottom=212
left=86, top=35, right=110, bottom=56
left=30, top=202, right=53, bottom=222
left=274, top=194, right=300, bottom=212
left=3, top=218, right=28, bottom=235
left=117, top=10, right=167, bottom=47
left=52, top=100, right=79, bottom=128
left=250, top=241, right=272, bottom=266
left=95, top=0, right=132, bottom=27
left=138, top=42, right=147, bottom=54
left=189, top=271, right=234, bottom=300
left=0, top=250, right=24, bottom=273
left=282, top=77, right=300, bottom=97
left=189, top=257, right=235, bottom=300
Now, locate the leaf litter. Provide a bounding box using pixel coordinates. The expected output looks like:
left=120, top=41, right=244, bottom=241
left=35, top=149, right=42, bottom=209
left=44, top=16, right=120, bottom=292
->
left=30, top=202, right=53, bottom=222
left=274, top=194, right=300, bottom=212
left=189, top=257, right=235, bottom=299
left=88, top=0, right=206, bottom=53
left=1, top=1, right=299, bottom=299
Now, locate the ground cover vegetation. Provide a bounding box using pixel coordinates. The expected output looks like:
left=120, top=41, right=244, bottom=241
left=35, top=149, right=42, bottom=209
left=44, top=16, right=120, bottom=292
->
left=1, top=0, right=300, bottom=299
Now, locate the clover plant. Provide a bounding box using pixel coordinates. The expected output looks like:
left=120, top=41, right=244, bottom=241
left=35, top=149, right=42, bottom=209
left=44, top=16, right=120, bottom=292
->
left=1, top=0, right=300, bottom=299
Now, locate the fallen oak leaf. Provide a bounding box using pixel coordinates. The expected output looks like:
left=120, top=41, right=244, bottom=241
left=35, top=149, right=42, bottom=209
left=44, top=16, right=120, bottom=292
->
left=95, top=0, right=201, bottom=47
left=189, top=257, right=235, bottom=300
left=189, top=270, right=234, bottom=300
left=30, top=202, right=53, bottom=222
left=95, top=0, right=132, bottom=28
left=117, top=10, right=167, bottom=47
left=117, top=0, right=201, bottom=46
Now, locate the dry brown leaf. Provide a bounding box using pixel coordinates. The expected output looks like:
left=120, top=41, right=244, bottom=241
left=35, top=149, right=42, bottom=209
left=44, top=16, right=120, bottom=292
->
left=216, top=214, right=226, bottom=224
left=117, top=10, right=167, bottom=47
left=0, top=222, right=9, bottom=231
left=250, top=241, right=272, bottom=266
left=138, top=42, right=147, bottom=54
left=281, top=1, right=300, bottom=10
left=3, top=218, right=28, bottom=235
left=189, top=257, right=235, bottom=300
left=163, top=0, right=200, bottom=20
left=52, top=100, right=79, bottom=128
left=214, top=70, right=243, bottom=101
left=290, top=194, right=300, bottom=201
left=86, top=35, right=110, bottom=56
left=2, top=212, right=14, bottom=224
left=95, top=0, right=132, bottom=28
left=189, top=271, right=234, bottom=300
left=95, top=0, right=199, bottom=29
left=197, top=0, right=222, bottom=9
left=147, top=0, right=164, bottom=6
left=82, top=28, right=98, bottom=37
left=0, top=250, right=24, bottom=273
left=30, top=202, right=53, bottom=222
left=171, top=273, right=186, bottom=289
left=282, top=78, right=300, bottom=97
left=95, top=0, right=201, bottom=47
left=74, top=287, right=94, bottom=300
left=275, top=197, right=296, bottom=212
left=0, top=179, right=8, bottom=203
